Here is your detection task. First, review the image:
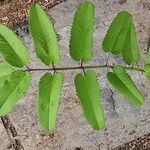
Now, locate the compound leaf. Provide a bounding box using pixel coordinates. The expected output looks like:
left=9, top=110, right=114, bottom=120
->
left=0, top=24, right=29, bottom=67
left=38, top=72, right=63, bottom=131
left=0, top=71, right=31, bottom=116
left=29, top=4, right=60, bottom=65
left=102, top=11, right=140, bottom=65
left=75, top=70, right=105, bottom=130
left=70, top=2, right=94, bottom=63
left=107, top=66, right=144, bottom=106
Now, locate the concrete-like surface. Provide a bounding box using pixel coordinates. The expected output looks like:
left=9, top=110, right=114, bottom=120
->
left=0, top=0, right=150, bottom=149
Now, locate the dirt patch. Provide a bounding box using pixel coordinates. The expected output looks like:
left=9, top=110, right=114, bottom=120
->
left=0, top=0, right=12, bottom=6
left=0, top=0, right=65, bottom=27
left=114, top=133, right=150, bottom=150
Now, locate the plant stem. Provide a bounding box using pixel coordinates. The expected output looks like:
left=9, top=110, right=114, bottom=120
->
left=25, top=64, right=144, bottom=73
left=81, top=60, right=86, bottom=74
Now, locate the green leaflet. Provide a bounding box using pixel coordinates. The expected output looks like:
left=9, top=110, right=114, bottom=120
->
left=0, top=24, right=29, bottom=67
left=75, top=70, right=105, bottom=130
left=102, top=11, right=131, bottom=54
left=69, top=2, right=94, bottom=63
left=102, top=11, right=140, bottom=65
left=38, top=72, right=63, bottom=131
left=29, top=4, right=60, bottom=65
left=0, top=62, right=14, bottom=87
left=0, top=70, right=31, bottom=116
left=0, top=62, right=14, bottom=77
left=107, top=66, right=144, bottom=106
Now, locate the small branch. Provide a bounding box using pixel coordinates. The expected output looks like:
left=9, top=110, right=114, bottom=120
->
left=1, top=115, right=24, bottom=150
left=81, top=60, right=86, bottom=74
left=24, top=64, right=144, bottom=73
left=25, top=65, right=30, bottom=70
left=52, top=63, right=56, bottom=73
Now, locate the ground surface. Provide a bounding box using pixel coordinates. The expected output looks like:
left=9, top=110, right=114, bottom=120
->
left=0, top=0, right=150, bottom=150
left=0, top=0, right=65, bottom=27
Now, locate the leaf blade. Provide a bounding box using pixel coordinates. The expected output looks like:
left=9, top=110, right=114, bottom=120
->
left=102, top=11, right=140, bottom=64
left=38, top=72, right=63, bottom=131
left=0, top=24, right=29, bottom=67
left=102, top=11, right=131, bottom=54
left=107, top=66, right=144, bottom=106
left=29, top=4, right=60, bottom=65
left=69, top=2, right=94, bottom=62
left=0, top=62, right=14, bottom=77
left=0, top=62, right=14, bottom=87
left=75, top=70, right=105, bottom=130
left=0, top=71, right=31, bottom=116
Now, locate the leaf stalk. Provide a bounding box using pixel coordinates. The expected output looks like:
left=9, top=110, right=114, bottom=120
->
left=24, top=65, right=144, bottom=73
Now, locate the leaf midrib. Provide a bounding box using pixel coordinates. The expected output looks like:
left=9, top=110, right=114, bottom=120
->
left=81, top=5, right=93, bottom=60
left=34, top=7, right=50, bottom=56
left=84, top=74, right=100, bottom=128
left=47, top=75, right=55, bottom=130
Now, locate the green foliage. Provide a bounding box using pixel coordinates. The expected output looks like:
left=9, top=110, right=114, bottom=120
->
left=107, top=66, right=144, bottom=106
left=0, top=71, right=31, bottom=116
left=38, top=72, right=63, bottom=131
left=144, top=64, right=150, bottom=78
left=0, top=24, right=29, bottom=67
left=69, top=2, right=94, bottom=63
left=29, top=4, right=60, bottom=65
left=102, top=11, right=140, bottom=65
left=0, top=62, right=14, bottom=87
left=0, top=2, right=147, bottom=132
left=75, top=71, right=105, bottom=130
left=0, top=62, right=13, bottom=77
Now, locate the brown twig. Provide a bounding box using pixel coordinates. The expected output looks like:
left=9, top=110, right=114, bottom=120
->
left=1, top=115, right=24, bottom=150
